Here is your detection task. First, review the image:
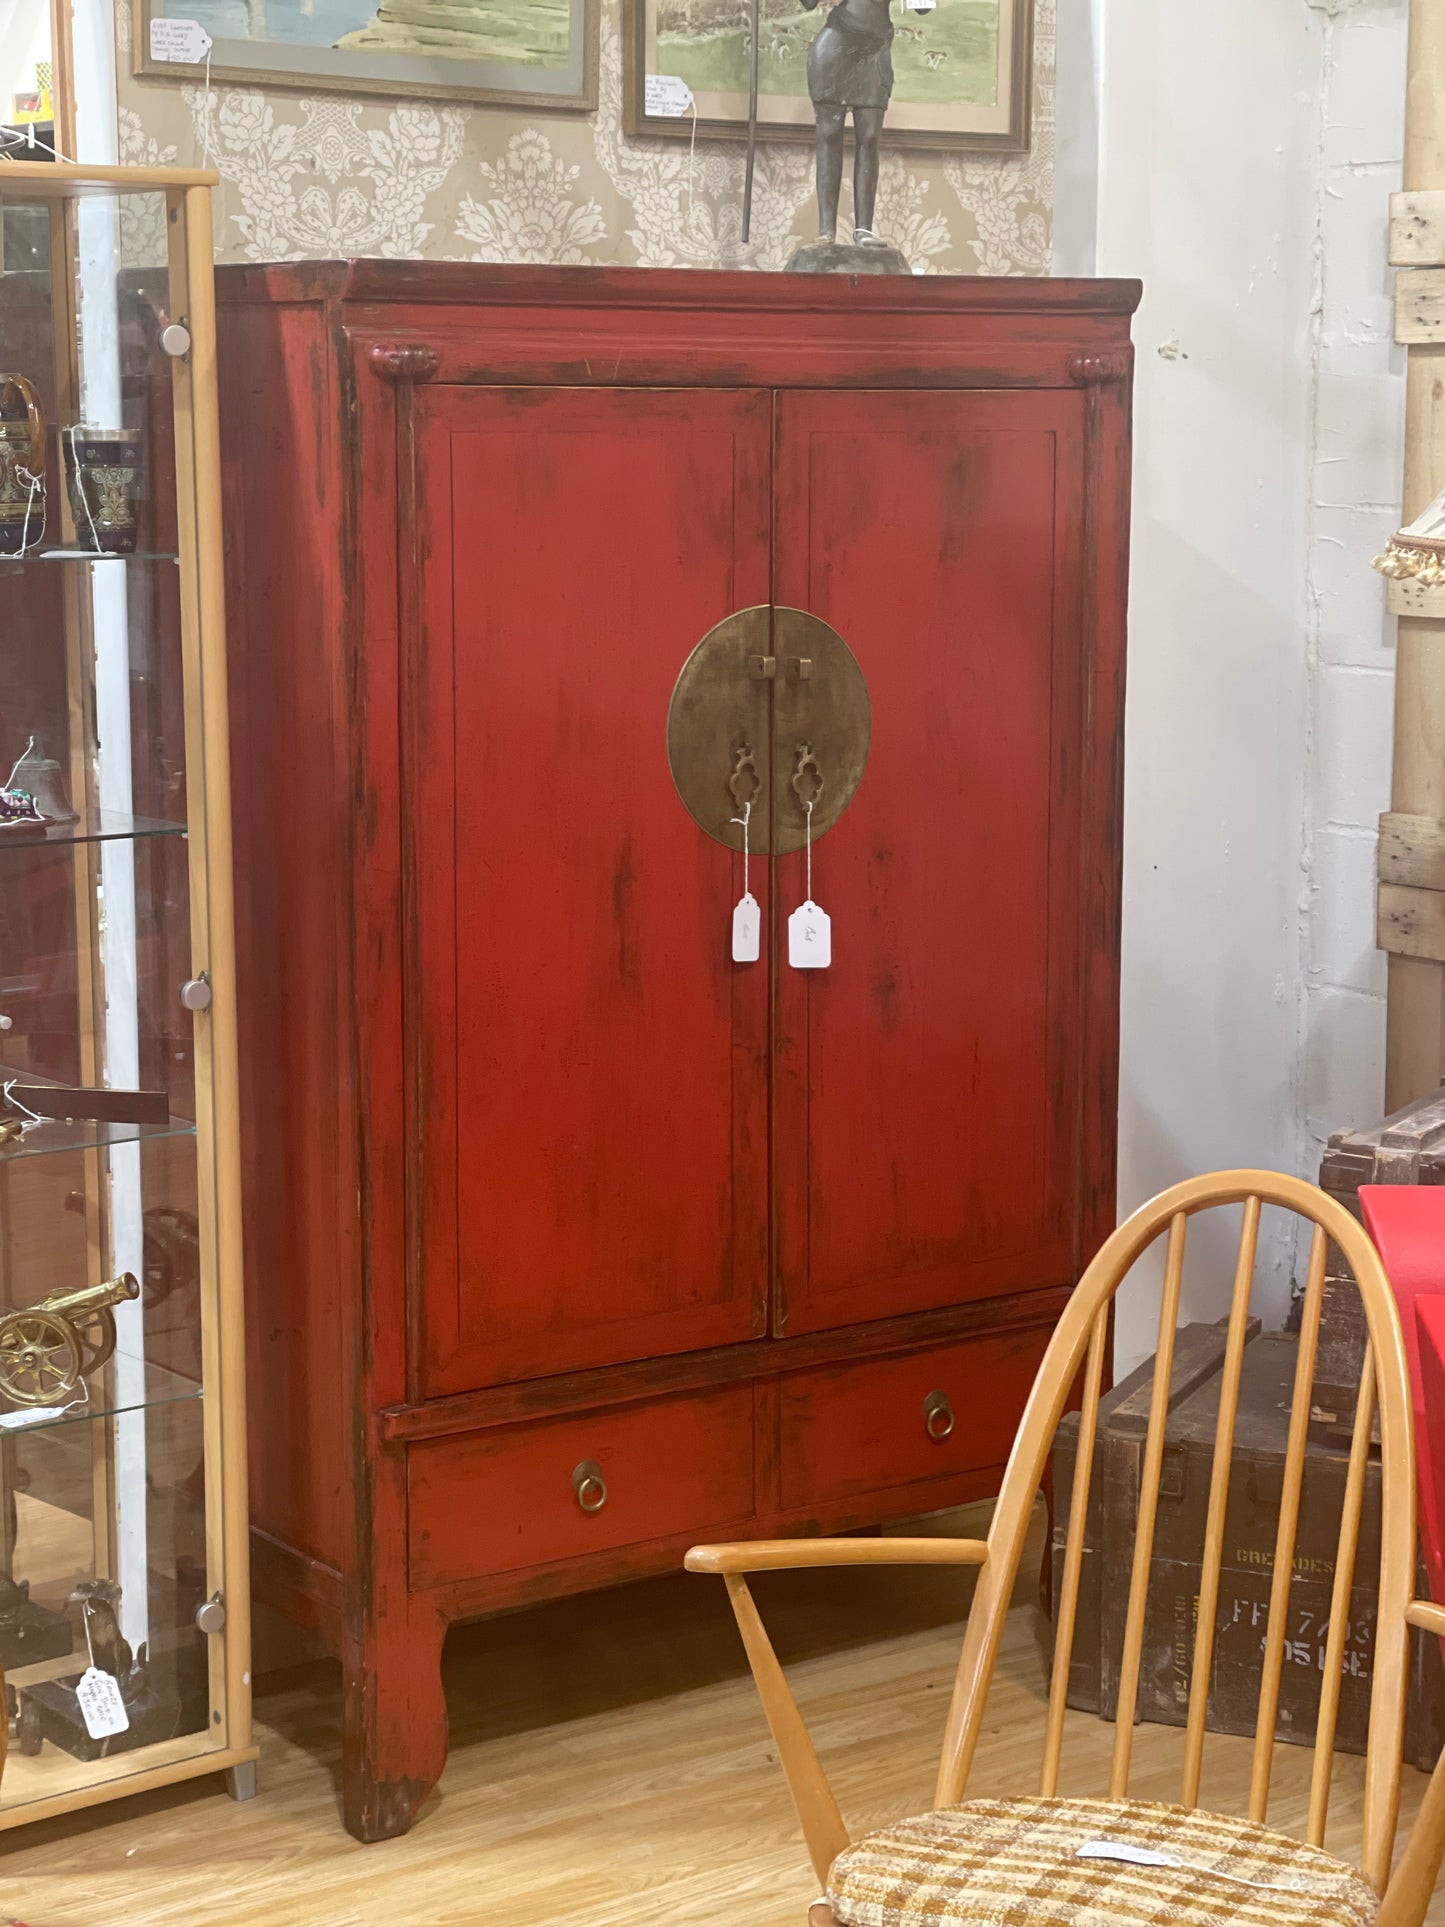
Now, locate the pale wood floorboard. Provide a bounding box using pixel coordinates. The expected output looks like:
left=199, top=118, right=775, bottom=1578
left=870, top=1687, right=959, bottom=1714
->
left=1, top=1550, right=1441, bottom=1926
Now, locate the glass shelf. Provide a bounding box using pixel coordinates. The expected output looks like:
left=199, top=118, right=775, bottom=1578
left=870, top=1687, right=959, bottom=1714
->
left=0, top=1355, right=200, bottom=1435
left=0, top=549, right=181, bottom=566
left=0, top=808, right=186, bottom=850
left=0, top=1110, right=196, bottom=1163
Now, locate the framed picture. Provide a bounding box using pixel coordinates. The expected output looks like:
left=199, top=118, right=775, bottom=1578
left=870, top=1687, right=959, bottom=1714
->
left=133, top=0, right=599, bottom=110
left=624, top=0, right=1030, bottom=151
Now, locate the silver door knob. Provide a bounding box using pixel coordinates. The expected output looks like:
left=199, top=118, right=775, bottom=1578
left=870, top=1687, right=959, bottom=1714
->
left=179, top=975, right=212, bottom=1011
left=160, top=322, right=192, bottom=359
left=195, top=1593, right=227, bottom=1635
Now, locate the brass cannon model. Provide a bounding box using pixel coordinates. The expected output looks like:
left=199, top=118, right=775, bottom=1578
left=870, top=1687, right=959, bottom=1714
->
left=0, top=1273, right=140, bottom=1407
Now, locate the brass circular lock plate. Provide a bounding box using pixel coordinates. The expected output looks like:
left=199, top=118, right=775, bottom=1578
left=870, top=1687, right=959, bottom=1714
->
left=666, top=606, right=872, bottom=854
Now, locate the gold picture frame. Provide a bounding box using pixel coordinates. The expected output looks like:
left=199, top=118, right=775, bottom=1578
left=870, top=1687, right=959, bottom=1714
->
left=623, top=0, right=1032, bottom=152
left=132, top=0, right=600, bottom=111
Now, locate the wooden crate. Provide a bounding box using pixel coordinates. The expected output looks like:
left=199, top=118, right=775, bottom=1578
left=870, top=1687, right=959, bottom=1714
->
left=1054, top=1321, right=1244, bottom=1714
left=1053, top=1331, right=1445, bottom=1767
left=1317, top=1086, right=1445, bottom=1430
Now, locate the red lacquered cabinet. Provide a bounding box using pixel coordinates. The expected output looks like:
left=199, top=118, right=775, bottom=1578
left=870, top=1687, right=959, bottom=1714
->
left=215, top=262, right=1139, bottom=1840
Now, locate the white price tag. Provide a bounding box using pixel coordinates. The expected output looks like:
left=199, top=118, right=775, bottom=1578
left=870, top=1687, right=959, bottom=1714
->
left=76, top=1666, right=130, bottom=1740
left=903, top=0, right=937, bottom=11
left=645, top=73, right=695, bottom=117
left=1076, top=1841, right=1297, bottom=1892
left=149, top=16, right=213, bottom=62
left=731, top=892, right=761, bottom=963
left=788, top=900, right=831, bottom=969
left=1077, top=1843, right=1176, bottom=1870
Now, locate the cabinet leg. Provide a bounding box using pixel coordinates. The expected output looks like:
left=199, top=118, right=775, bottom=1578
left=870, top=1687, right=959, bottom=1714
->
left=226, top=1760, right=258, bottom=1802
left=342, top=1604, right=449, bottom=1842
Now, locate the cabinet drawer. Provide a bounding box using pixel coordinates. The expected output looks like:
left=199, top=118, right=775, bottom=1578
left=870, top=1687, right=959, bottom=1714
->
left=407, top=1384, right=757, bottom=1587
left=779, top=1332, right=1045, bottom=1511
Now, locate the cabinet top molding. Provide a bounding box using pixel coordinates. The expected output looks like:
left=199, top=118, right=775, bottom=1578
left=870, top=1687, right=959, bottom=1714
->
left=218, top=259, right=1144, bottom=319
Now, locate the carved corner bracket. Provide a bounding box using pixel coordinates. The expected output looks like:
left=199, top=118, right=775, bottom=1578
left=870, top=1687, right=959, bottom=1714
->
left=370, top=343, right=442, bottom=385
left=1067, top=351, right=1132, bottom=387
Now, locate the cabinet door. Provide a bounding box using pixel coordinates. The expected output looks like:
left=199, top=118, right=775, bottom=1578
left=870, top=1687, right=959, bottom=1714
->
left=772, top=389, right=1093, bottom=1336
left=410, top=386, right=772, bottom=1395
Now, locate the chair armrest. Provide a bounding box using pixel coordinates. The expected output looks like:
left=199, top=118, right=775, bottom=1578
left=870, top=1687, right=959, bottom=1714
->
left=685, top=1538, right=989, bottom=1887
left=1407, top=1598, right=1445, bottom=1639
left=685, top=1537, right=990, bottom=1574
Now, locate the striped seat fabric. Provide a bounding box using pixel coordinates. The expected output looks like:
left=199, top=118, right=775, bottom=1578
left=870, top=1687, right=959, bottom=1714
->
left=825, top=1795, right=1379, bottom=1927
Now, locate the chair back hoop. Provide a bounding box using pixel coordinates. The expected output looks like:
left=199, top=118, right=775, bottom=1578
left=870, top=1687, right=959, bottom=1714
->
left=934, top=1171, right=1416, bottom=1893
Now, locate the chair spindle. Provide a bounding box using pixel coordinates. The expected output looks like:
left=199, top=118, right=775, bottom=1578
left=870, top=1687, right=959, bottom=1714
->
left=1109, top=1211, right=1188, bottom=1799
left=1040, top=1308, right=1110, bottom=1797
left=1306, top=1344, right=1376, bottom=1846
left=1248, top=1223, right=1328, bottom=1823
left=1180, top=1195, right=1261, bottom=1807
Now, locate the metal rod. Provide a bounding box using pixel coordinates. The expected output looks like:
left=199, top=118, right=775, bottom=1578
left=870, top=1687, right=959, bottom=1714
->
left=743, top=0, right=761, bottom=241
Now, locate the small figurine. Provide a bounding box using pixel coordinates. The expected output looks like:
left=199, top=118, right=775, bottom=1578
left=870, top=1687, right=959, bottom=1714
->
left=71, top=1581, right=133, bottom=1685
left=15, top=1578, right=182, bottom=1760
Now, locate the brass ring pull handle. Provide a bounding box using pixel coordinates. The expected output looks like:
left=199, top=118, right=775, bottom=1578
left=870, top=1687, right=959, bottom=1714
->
left=792, top=743, right=825, bottom=810
left=728, top=746, right=761, bottom=811
left=923, top=1390, right=955, bottom=1442
left=572, top=1459, right=608, bottom=1513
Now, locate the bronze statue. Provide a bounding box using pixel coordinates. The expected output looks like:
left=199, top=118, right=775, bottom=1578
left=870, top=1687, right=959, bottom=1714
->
left=802, top=0, right=895, bottom=246
left=783, top=0, right=913, bottom=273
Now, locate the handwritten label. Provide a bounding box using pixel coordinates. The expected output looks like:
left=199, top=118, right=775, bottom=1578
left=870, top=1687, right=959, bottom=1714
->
left=150, top=17, right=213, bottom=62
left=732, top=893, right=761, bottom=964
left=645, top=74, right=695, bottom=117
left=903, top=0, right=937, bottom=11
left=788, top=900, right=832, bottom=970
left=76, top=1667, right=130, bottom=1740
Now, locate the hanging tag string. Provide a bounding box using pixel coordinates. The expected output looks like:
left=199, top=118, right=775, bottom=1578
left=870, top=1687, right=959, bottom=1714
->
left=804, top=798, right=813, bottom=904
left=200, top=47, right=215, bottom=170
left=2, top=1079, right=44, bottom=1133
left=65, top=426, right=104, bottom=554
left=729, top=797, right=751, bottom=899
left=15, top=466, right=41, bottom=556
left=686, top=95, right=699, bottom=221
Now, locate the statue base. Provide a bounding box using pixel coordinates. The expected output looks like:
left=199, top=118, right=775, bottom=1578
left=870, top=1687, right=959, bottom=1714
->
left=784, top=238, right=913, bottom=276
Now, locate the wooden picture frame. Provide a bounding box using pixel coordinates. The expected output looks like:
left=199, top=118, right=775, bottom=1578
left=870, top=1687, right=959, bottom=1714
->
left=622, top=0, right=1031, bottom=152
left=132, top=0, right=600, bottom=112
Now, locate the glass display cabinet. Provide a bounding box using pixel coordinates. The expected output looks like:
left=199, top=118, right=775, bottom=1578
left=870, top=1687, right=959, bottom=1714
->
left=0, top=160, right=252, bottom=1826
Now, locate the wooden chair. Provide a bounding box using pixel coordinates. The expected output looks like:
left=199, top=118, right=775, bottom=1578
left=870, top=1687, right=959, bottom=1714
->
left=687, top=1172, right=1445, bottom=1927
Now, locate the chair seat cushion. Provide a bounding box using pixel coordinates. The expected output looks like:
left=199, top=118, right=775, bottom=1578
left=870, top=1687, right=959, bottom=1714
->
left=825, top=1795, right=1379, bottom=1927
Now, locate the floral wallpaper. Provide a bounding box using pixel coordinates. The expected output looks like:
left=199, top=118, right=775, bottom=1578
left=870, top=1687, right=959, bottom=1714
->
left=114, top=0, right=1053, bottom=273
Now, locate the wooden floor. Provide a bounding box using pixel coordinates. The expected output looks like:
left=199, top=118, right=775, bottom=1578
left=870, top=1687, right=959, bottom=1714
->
left=1, top=1547, right=1442, bottom=1927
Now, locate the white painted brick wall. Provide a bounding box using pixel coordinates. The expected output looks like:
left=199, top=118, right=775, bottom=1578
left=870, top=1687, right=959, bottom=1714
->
left=1303, top=0, right=1407, bottom=1161
left=1061, top=0, right=1412, bottom=1358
